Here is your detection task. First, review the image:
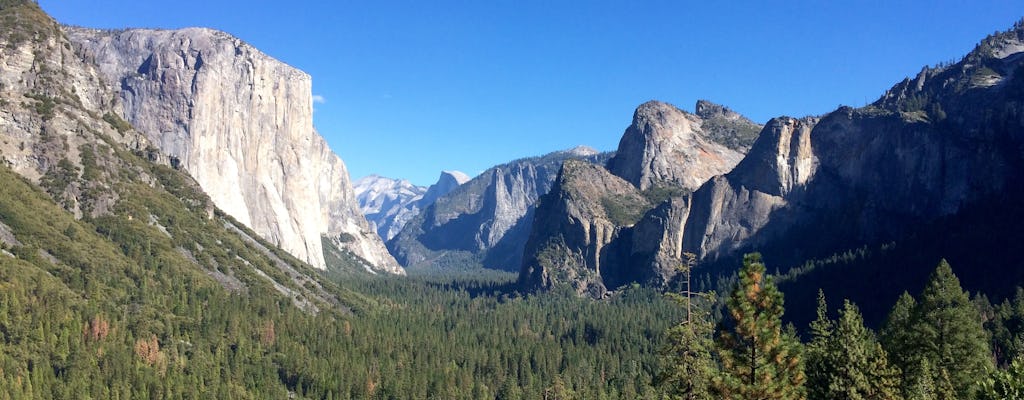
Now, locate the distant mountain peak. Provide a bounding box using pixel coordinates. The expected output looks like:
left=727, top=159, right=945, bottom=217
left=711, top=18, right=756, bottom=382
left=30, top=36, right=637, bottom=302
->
left=439, top=170, right=471, bottom=185
left=695, top=99, right=738, bottom=119
left=561, top=145, right=599, bottom=157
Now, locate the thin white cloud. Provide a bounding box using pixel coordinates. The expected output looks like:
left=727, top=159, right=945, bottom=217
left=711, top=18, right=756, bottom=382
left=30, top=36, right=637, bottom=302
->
left=312, top=94, right=326, bottom=104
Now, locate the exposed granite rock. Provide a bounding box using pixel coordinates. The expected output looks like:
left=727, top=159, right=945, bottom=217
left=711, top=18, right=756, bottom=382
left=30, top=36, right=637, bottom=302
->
left=354, top=170, right=469, bottom=241
left=520, top=23, right=1024, bottom=297
left=0, top=6, right=150, bottom=219
left=682, top=23, right=1024, bottom=272
left=0, top=1, right=352, bottom=311
left=681, top=116, right=817, bottom=264
left=628, top=196, right=691, bottom=287
left=695, top=99, right=764, bottom=151
left=420, top=170, right=471, bottom=207
left=518, top=101, right=758, bottom=292
left=354, top=175, right=427, bottom=241
left=388, top=146, right=611, bottom=271
left=518, top=159, right=650, bottom=297
left=606, top=101, right=754, bottom=191
left=65, top=27, right=400, bottom=273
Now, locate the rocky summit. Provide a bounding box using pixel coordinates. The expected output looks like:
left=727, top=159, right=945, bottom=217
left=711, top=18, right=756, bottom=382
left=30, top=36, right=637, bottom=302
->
left=518, top=159, right=651, bottom=297
left=519, top=22, right=1024, bottom=308
left=388, top=146, right=611, bottom=271
left=354, top=170, right=469, bottom=241
left=606, top=100, right=757, bottom=192
left=66, top=27, right=400, bottom=273
left=518, top=100, right=761, bottom=296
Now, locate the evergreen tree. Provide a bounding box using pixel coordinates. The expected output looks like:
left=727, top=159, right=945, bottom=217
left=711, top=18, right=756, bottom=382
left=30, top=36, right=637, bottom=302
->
left=882, top=260, right=992, bottom=399
left=712, top=253, right=805, bottom=400
left=976, top=355, right=1024, bottom=400
left=882, top=291, right=919, bottom=389
left=804, top=290, right=833, bottom=400
left=658, top=256, right=715, bottom=400
left=806, top=294, right=902, bottom=400
left=914, top=260, right=992, bottom=398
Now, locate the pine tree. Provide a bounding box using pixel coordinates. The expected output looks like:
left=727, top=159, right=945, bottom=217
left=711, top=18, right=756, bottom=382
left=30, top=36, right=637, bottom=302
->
left=712, top=253, right=805, bottom=400
left=804, top=290, right=833, bottom=400
left=882, top=260, right=993, bottom=399
left=914, top=260, right=992, bottom=398
left=806, top=295, right=903, bottom=400
left=658, top=255, right=715, bottom=400
left=882, top=291, right=919, bottom=389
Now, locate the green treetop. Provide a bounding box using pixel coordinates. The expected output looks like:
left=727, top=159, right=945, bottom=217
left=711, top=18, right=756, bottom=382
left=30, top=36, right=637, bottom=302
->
left=712, top=253, right=806, bottom=400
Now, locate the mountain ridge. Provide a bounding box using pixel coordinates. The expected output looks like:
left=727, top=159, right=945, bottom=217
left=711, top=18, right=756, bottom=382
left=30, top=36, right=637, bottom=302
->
left=64, top=25, right=401, bottom=273
left=354, top=170, right=470, bottom=241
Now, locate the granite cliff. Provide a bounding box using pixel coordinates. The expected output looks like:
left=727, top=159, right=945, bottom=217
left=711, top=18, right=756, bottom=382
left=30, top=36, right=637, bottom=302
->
left=65, top=27, right=400, bottom=273
left=518, top=159, right=651, bottom=296
left=388, top=147, right=610, bottom=271
left=354, top=170, right=469, bottom=241
left=606, top=100, right=752, bottom=192
left=519, top=101, right=760, bottom=295
left=520, top=22, right=1024, bottom=308
left=0, top=0, right=354, bottom=312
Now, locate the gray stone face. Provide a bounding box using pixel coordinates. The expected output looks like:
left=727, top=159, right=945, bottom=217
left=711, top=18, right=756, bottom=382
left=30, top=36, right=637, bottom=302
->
left=606, top=101, right=751, bottom=192
left=520, top=21, right=1024, bottom=293
left=388, top=147, right=611, bottom=271
left=66, top=27, right=401, bottom=273
left=354, top=171, right=469, bottom=241
left=519, top=159, right=650, bottom=297
left=519, top=101, right=761, bottom=293
left=656, top=25, right=1024, bottom=274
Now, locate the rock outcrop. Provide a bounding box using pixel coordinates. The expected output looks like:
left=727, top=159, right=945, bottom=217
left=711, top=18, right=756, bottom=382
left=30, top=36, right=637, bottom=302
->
left=606, top=100, right=754, bottom=192
left=520, top=21, right=1024, bottom=301
left=681, top=116, right=818, bottom=265
left=518, top=101, right=760, bottom=294
left=0, top=2, right=147, bottom=206
left=65, top=27, right=400, bottom=273
left=388, top=146, right=610, bottom=271
left=685, top=23, right=1024, bottom=270
left=694, top=99, right=763, bottom=151
left=0, top=1, right=351, bottom=312
left=420, top=170, right=471, bottom=207
left=354, top=170, right=469, bottom=241
left=519, top=159, right=650, bottom=296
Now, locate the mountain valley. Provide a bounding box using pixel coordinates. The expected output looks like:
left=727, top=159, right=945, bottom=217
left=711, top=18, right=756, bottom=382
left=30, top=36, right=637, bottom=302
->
left=3, top=0, right=1024, bottom=397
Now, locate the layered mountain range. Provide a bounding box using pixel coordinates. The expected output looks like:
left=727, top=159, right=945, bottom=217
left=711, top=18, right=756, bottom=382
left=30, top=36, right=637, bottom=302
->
left=387, top=146, right=612, bottom=271
left=519, top=22, right=1024, bottom=313
left=520, top=100, right=762, bottom=294
left=64, top=26, right=400, bottom=273
left=354, top=170, right=470, bottom=241
left=0, top=0, right=358, bottom=313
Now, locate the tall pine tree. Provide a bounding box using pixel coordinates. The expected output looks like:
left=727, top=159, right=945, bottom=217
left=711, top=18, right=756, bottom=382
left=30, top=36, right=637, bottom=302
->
left=712, top=253, right=805, bottom=400
left=882, top=260, right=992, bottom=399
left=806, top=293, right=903, bottom=400
left=658, top=255, right=715, bottom=400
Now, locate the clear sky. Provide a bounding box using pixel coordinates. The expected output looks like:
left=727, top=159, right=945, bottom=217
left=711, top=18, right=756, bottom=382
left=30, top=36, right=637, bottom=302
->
left=39, top=1, right=1022, bottom=186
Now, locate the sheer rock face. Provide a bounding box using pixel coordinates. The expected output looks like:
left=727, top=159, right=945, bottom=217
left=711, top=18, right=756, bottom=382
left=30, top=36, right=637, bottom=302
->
left=519, top=159, right=650, bottom=297
left=682, top=117, right=817, bottom=264
left=520, top=23, right=1024, bottom=294
left=388, top=146, right=610, bottom=271
left=606, top=101, right=750, bottom=191
left=420, top=170, right=471, bottom=207
left=0, top=9, right=149, bottom=201
left=683, top=24, right=1024, bottom=271
left=518, top=101, right=759, bottom=293
left=65, top=27, right=400, bottom=273
left=354, top=171, right=469, bottom=241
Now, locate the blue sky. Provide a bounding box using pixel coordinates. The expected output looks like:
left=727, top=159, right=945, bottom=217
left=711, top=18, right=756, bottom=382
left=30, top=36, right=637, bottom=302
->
left=40, top=1, right=1021, bottom=186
